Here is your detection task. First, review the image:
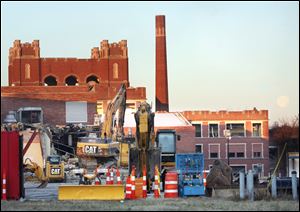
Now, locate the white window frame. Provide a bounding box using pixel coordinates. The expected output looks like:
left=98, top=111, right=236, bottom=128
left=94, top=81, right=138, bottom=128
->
left=195, top=144, right=203, bottom=153
left=225, top=121, right=246, bottom=137
left=208, top=122, right=220, bottom=138
left=191, top=121, right=203, bottom=138
left=208, top=143, right=220, bottom=159
left=251, top=143, right=264, bottom=158
left=251, top=121, right=263, bottom=137
left=226, top=143, right=247, bottom=159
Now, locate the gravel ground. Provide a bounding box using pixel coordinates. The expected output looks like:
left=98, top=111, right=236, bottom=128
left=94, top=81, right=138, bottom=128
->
left=1, top=182, right=298, bottom=211
left=1, top=198, right=299, bottom=211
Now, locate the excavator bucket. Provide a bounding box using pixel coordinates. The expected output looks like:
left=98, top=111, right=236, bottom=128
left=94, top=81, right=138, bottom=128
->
left=58, top=185, right=125, bottom=200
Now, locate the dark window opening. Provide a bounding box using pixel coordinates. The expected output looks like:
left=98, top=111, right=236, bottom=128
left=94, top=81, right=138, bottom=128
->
left=226, top=123, right=245, bottom=137
left=195, top=145, right=202, bottom=153
left=237, top=152, right=245, bottom=158
left=65, top=75, right=78, bottom=86
left=44, top=76, right=57, bottom=86
left=210, top=152, right=218, bottom=158
left=209, top=124, right=219, bottom=137
left=21, top=111, right=42, bottom=124
left=86, top=75, right=99, bottom=84
left=229, top=152, right=235, bottom=158
left=253, top=152, right=261, bottom=158
left=193, top=124, right=201, bottom=137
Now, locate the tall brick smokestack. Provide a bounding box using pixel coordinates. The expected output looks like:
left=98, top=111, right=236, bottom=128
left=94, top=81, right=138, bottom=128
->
left=155, top=15, right=169, bottom=112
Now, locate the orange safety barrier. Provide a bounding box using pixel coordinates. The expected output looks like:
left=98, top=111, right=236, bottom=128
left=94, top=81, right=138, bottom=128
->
left=110, top=168, right=114, bottom=184
left=164, top=171, right=178, bottom=198
left=154, top=165, right=160, bottom=198
left=125, top=176, right=132, bottom=199
left=131, top=166, right=136, bottom=199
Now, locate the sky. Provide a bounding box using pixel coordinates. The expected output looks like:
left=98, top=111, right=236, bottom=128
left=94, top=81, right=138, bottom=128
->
left=1, top=1, right=299, bottom=126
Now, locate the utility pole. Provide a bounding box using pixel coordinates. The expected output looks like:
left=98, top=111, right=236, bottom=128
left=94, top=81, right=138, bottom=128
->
left=224, top=130, right=231, bottom=166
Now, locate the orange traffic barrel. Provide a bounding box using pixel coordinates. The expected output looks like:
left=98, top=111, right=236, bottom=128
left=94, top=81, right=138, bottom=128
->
left=125, top=176, right=132, bottom=199
left=164, top=172, right=178, bottom=198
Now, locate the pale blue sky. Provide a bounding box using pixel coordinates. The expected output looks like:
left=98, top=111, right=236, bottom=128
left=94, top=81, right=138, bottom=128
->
left=1, top=1, right=299, bottom=125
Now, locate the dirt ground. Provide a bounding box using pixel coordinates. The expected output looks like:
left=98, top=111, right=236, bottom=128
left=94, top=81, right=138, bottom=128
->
left=1, top=198, right=299, bottom=211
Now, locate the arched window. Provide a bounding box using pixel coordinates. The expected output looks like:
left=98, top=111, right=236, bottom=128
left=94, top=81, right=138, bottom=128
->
left=86, top=75, right=99, bottom=84
left=25, top=64, right=30, bottom=79
left=44, top=76, right=57, bottom=86
left=65, top=75, right=78, bottom=86
left=113, top=63, right=118, bottom=79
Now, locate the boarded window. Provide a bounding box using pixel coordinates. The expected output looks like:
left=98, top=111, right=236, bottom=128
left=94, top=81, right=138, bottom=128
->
left=193, top=124, right=201, bottom=137
left=25, top=64, right=30, bottom=79
left=66, top=101, right=87, bottom=123
left=113, top=63, right=119, bottom=79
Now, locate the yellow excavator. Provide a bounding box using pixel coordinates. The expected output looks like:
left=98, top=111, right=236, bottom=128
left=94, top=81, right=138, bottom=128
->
left=24, top=155, right=65, bottom=188
left=58, top=84, right=127, bottom=200
left=76, top=83, right=127, bottom=170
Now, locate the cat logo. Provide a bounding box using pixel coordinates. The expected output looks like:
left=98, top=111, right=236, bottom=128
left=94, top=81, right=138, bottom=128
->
left=50, top=168, right=61, bottom=175
left=84, top=145, right=98, bottom=154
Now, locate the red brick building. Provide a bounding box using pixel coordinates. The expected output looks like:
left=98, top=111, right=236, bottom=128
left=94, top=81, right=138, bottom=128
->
left=1, top=39, right=146, bottom=125
left=179, top=109, right=269, bottom=176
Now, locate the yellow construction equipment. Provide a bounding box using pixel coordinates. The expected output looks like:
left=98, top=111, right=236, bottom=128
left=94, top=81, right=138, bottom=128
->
left=24, top=155, right=65, bottom=188
left=59, top=84, right=128, bottom=200
left=58, top=185, right=125, bottom=200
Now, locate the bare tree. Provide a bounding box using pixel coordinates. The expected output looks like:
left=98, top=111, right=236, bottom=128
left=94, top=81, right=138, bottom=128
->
left=269, top=114, right=299, bottom=176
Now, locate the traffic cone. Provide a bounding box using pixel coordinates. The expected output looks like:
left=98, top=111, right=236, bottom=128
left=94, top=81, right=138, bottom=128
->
left=125, top=176, right=132, bottom=199
left=2, top=171, right=7, bottom=200
left=203, top=170, right=207, bottom=191
left=106, top=168, right=111, bottom=185
left=131, top=166, right=136, bottom=199
left=110, top=168, right=114, bottom=184
left=142, top=166, right=147, bottom=198
left=116, top=168, right=122, bottom=185
left=154, top=165, right=160, bottom=198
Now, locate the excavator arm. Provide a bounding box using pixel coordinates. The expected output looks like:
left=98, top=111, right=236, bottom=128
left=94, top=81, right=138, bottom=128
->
left=24, top=158, right=48, bottom=188
left=101, top=84, right=126, bottom=140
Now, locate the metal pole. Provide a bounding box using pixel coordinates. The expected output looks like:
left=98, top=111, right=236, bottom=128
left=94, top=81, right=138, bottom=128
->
left=271, top=175, right=277, bottom=199
left=247, top=170, right=254, bottom=201
left=227, top=138, right=229, bottom=165
left=239, top=170, right=245, bottom=200
left=291, top=171, right=298, bottom=200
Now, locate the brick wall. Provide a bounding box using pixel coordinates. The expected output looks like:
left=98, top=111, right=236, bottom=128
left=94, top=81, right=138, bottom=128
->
left=1, top=97, right=96, bottom=125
